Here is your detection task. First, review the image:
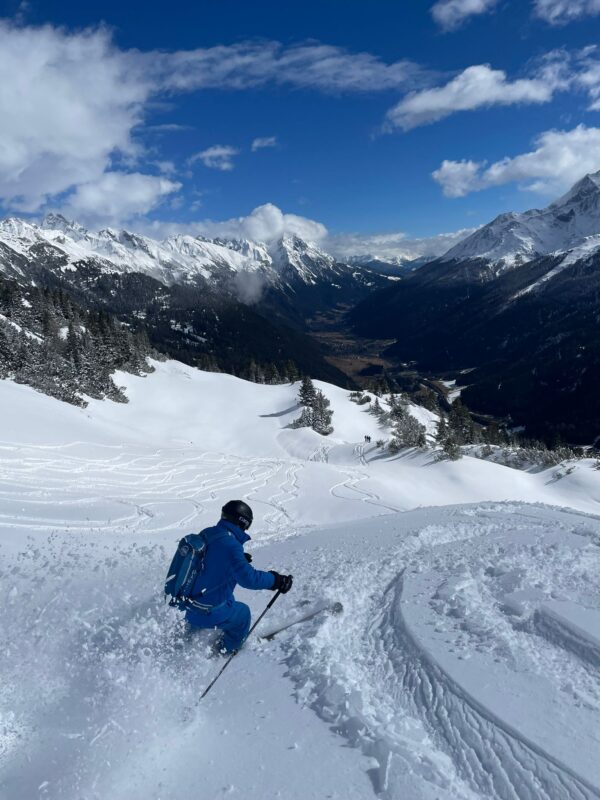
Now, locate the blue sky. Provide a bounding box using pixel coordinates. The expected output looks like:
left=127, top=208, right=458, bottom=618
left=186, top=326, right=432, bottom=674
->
left=1, top=0, right=600, bottom=257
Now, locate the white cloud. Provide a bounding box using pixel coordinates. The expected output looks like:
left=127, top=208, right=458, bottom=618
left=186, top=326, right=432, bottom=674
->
left=138, top=205, right=473, bottom=262
left=386, top=60, right=567, bottom=130
left=432, top=160, right=484, bottom=197
left=189, top=145, right=239, bottom=171
left=325, top=228, right=476, bottom=261
left=432, top=124, right=600, bottom=197
left=431, top=0, right=499, bottom=31
left=251, top=136, right=278, bottom=151
left=533, top=0, right=600, bottom=24
left=0, top=23, right=427, bottom=223
left=0, top=22, right=152, bottom=213
left=154, top=41, right=423, bottom=94
left=573, top=46, right=600, bottom=109
left=433, top=0, right=600, bottom=29
left=141, top=203, right=328, bottom=244
left=61, top=172, right=181, bottom=224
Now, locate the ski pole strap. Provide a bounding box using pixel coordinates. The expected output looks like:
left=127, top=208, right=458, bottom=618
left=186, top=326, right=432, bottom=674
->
left=199, top=590, right=282, bottom=702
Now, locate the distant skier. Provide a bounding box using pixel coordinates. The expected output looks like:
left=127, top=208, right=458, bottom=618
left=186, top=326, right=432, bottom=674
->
left=182, top=500, right=293, bottom=654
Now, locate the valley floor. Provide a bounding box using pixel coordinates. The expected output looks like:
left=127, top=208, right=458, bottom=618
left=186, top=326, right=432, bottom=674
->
left=1, top=362, right=599, bottom=799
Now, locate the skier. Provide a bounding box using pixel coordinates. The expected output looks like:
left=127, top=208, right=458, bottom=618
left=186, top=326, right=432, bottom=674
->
left=185, top=500, right=293, bottom=654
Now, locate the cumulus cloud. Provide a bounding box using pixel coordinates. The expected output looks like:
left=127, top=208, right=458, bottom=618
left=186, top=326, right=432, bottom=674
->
left=141, top=203, right=328, bottom=244
left=61, top=172, right=181, bottom=224
left=533, top=0, right=600, bottom=24
left=432, top=124, right=600, bottom=197
left=138, top=205, right=473, bottom=263
left=0, top=22, right=152, bottom=213
left=189, top=145, right=239, bottom=171
left=0, top=22, right=430, bottom=221
left=431, top=0, right=499, bottom=31
left=386, top=60, right=567, bottom=130
left=432, top=159, right=484, bottom=197
left=251, top=136, right=278, bottom=151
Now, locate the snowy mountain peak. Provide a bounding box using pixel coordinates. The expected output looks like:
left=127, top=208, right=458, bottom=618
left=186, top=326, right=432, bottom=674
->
left=0, top=213, right=381, bottom=301
left=0, top=216, right=39, bottom=242
left=41, top=212, right=88, bottom=238
left=212, top=237, right=272, bottom=265
left=550, top=170, right=600, bottom=214
left=441, top=170, right=600, bottom=272
left=270, top=234, right=337, bottom=285
left=274, top=234, right=334, bottom=266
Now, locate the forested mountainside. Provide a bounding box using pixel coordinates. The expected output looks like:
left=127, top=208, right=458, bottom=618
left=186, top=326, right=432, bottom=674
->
left=0, top=275, right=154, bottom=405
left=351, top=172, right=600, bottom=444
left=0, top=217, right=371, bottom=391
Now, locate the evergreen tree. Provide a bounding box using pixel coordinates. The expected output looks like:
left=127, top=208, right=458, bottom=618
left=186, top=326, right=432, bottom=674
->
left=435, top=415, right=462, bottom=460
left=285, top=360, right=299, bottom=383
left=435, top=415, right=447, bottom=442
left=388, top=394, right=406, bottom=421
left=265, top=363, right=281, bottom=384
left=298, top=376, right=317, bottom=406
left=388, top=414, right=427, bottom=453
left=289, top=406, right=313, bottom=429
left=65, top=322, right=81, bottom=370
left=311, top=390, right=334, bottom=435
left=370, top=397, right=383, bottom=417
left=442, top=435, right=462, bottom=460
left=0, top=275, right=154, bottom=407
left=448, top=401, right=476, bottom=445
left=247, top=359, right=259, bottom=383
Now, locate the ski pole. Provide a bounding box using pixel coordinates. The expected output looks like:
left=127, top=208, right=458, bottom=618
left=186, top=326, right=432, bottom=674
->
left=199, top=590, right=282, bottom=702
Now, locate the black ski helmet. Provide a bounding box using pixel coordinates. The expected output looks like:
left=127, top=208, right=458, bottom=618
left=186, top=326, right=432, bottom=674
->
left=221, top=500, right=253, bottom=531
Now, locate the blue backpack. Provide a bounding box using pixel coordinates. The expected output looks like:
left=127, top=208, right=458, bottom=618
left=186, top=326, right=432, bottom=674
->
left=164, top=533, right=208, bottom=610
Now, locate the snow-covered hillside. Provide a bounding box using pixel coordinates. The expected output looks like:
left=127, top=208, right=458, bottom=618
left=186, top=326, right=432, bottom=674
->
left=1, top=363, right=600, bottom=799
left=441, top=171, right=600, bottom=270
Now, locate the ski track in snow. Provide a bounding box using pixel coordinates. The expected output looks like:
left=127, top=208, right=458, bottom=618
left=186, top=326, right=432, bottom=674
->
left=282, top=506, right=600, bottom=800
left=329, top=465, right=403, bottom=514
left=2, top=369, right=600, bottom=799
left=2, top=441, right=600, bottom=799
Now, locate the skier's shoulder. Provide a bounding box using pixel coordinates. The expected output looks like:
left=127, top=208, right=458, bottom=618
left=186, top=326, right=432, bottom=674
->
left=204, top=520, right=245, bottom=549
left=199, top=522, right=232, bottom=546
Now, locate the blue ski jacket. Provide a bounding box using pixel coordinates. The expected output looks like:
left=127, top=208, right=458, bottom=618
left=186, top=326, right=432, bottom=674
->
left=185, top=518, right=275, bottom=626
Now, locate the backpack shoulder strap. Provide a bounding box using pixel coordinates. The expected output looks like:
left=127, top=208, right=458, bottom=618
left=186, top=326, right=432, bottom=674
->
left=200, top=527, right=231, bottom=546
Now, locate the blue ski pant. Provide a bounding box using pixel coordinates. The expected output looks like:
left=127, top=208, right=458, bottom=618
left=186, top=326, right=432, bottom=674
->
left=219, top=601, right=251, bottom=652
left=188, top=601, right=251, bottom=653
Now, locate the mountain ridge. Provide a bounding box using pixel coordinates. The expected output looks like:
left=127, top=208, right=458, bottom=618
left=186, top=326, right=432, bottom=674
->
left=440, top=170, right=600, bottom=274
left=350, top=170, right=600, bottom=443
left=0, top=213, right=384, bottom=294
left=0, top=213, right=381, bottom=389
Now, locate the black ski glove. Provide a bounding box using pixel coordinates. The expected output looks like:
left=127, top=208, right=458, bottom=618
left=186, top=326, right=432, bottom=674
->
left=270, top=571, right=293, bottom=594
left=244, top=552, right=253, bottom=563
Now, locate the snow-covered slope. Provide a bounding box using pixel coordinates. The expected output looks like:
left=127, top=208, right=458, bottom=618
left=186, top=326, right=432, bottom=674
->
left=441, top=171, right=600, bottom=271
left=1, top=364, right=599, bottom=800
